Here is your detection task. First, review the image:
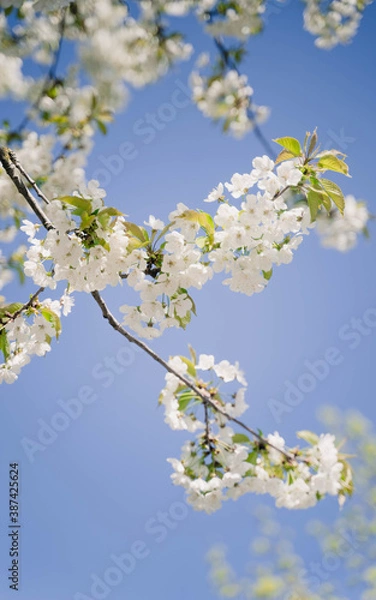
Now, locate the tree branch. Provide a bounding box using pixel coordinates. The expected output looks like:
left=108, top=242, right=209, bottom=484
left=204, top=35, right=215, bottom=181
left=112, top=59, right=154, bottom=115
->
left=0, top=147, right=53, bottom=230
left=213, top=36, right=276, bottom=159
left=10, top=9, right=67, bottom=138
left=8, top=150, right=50, bottom=205
left=91, top=290, right=296, bottom=463
left=0, top=286, right=45, bottom=334
left=1, top=149, right=297, bottom=463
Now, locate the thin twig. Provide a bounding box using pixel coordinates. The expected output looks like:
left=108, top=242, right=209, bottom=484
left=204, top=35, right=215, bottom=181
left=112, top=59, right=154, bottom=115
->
left=9, top=150, right=50, bottom=205
left=0, top=286, right=45, bottom=334
left=0, top=147, right=53, bottom=230
left=91, top=290, right=296, bottom=463
left=1, top=150, right=297, bottom=463
left=10, top=9, right=67, bottom=137
left=213, top=36, right=276, bottom=159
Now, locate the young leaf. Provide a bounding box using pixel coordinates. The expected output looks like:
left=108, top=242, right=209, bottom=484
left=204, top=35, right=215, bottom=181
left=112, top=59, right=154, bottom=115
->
left=321, top=194, right=332, bottom=213
left=232, top=433, right=251, bottom=444
left=198, top=211, right=215, bottom=237
left=320, top=179, right=345, bottom=214
left=262, top=268, right=273, bottom=281
left=188, top=345, right=197, bottom=366
left=0, top=330, right=10, bottom=361
left=307, top=189, right=321, bottom=222
left=58, top=196, right=92, bottom=214
left=178, top=356, right=196, bottom=377
left=273, top=137, right=302, bottom=157
left=275, top=149, right=296, bottom=164
left=317, top=154, right=350, bottom=177
left=123, top=221, right=149, bottom=242
left=2, top=302, right=24, bottom=315
left=41, top=308, right=62, bottom=339
left=307, top=129, right=318, bottom=157
left=297, top=430, right=319, bottom=445
left=178, top=391, right=199, bottom=412
left=98, top=207, right=123, bottom=218
left=96, top=119, right=107, bottom=135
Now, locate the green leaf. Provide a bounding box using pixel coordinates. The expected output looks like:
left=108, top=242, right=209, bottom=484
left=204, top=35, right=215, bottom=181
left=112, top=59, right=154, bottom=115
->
left=154, top=221, right=173, bottom=243
left=0, top=330, right=10, bottom=361
left=97, top=238, right=111, bottom=252
left=41, top=308, right=62, bottom=340
left=178, top=391, right=198, bottom=412
left=297, top=430, right=319, bottom=445
left=174, top=309, right=192, bottom=330
left=320, top=179, right=345, bottom=214
left=339, top=459, right=353, bottom=496
left=321, top=194, right=332, bottom=213
left=198, top=211, right=215, bottom=237
left=80, top=213, right=96, bottom=229
left=275, top=149, right=296, bottom=164
left=123, top=221, right=149, bottom=242
left=246, top=449, right=259, bottom=464
left=317, top=154, right=350, bottom=177
left=96, top=119, right=107, bottom=135
left=273, top=137, right=302, bottom=157
left=233, top=433, right=251, bottom=444
left=307, top=189, right=321, bottom=222
left=188, top=293, right=197, bottom=317
left=126, top=237, right=146, bottom=251
left=178, top=356, right=196, bottom=377
left=2, top=302, right=23, bottom=315
left=97, top=207, right=123, bottom=228
left=179, top=209, right=200, bottom=224
left=188, top=345, right=197, bottom=366
left=58, top=195, right=92, bottom=214
left=98, top=207, right=123, bottom=218
left=262, top=268, right=273, bottom=281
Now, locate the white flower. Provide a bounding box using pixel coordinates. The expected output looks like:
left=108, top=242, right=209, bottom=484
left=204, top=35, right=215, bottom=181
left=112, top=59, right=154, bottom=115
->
left=60, top=292, right=75, bottom=316
left=197, top=354, right=215, bottom=370
left=316, top=195, right=369, bottom=251
left=225, top=173, right=256, bottom=198
left=204, top=183, right=224, bottom=203
left=276, top=161, right=303, bottom=187
left=267, top=432, right=286, bottom=464
left=144, top=215, right=165, bottom=230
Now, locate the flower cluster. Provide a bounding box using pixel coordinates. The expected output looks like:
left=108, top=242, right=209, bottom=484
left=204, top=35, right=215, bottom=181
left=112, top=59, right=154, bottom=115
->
left=16, top=135, right=355, bottom=344
left=161, top=351, right=352, bottom=512
left=202, top=0, right=266, bottom=40
left=0, top=0, right=71, bottom=10
left=120, top=221, right=212, bottom=340
left=119, top=153, right=313, bottom=335
left=206, top=156, right=313, bottom=295
left=0, top=292, right=73, bottom=384
left=0, top=54, right=30, bottom=100
left=79, top=0, right=193, bottom=98
left=316, top=195, right=370, bottom=251
left=191, top=68, right=269, bottom=138
left=303, top=0, right=371, bottom=48
left=21, top=191, right=130, bottom=293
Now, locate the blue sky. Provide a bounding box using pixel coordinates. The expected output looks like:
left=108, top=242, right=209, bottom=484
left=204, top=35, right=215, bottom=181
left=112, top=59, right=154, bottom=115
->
left=1, top=3, right=376, bottom=599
